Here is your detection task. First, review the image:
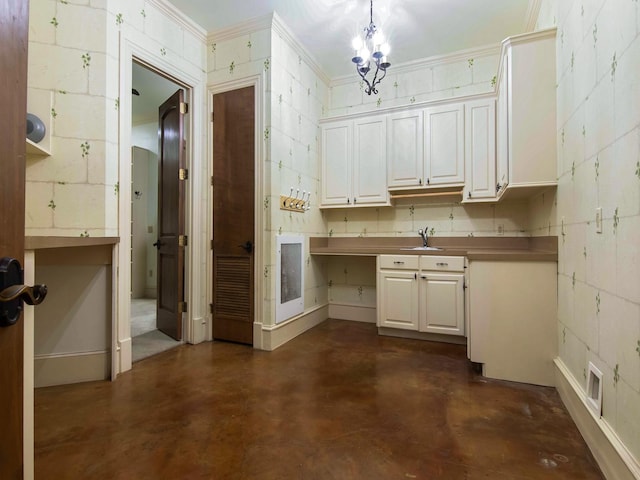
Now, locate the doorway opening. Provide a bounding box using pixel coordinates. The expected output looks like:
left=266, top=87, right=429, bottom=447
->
left=130, top=60, right=184, bottom=362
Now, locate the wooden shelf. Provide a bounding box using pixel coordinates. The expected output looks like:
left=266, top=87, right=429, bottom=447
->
left=26, top=138, right=51, bottom=157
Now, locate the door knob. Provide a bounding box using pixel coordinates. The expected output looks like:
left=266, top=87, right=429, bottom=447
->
left=238, top=241, right=253, bottom=254
left=0, top=257, right=47, bottom=327
left=153, top=240, right=163, bottom=250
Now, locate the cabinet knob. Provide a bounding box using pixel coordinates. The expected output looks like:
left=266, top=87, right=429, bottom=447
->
left=426, top=178, right=430, bottom=185
left=468, top=192, right=472, bottom=199
left=353, top=198, right=357, bottom=204
left=347, top=198, right=350, bottom=204
left=419, top=178, right=422, bottom=185
left=496, top=183, right=501, bottom=193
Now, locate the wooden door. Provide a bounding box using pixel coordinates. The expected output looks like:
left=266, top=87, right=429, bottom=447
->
left=0, top=0, right=29, bottom=477
left=155, top=89, right=185, bottom=340
left=212, top=86, right=255, bottom=344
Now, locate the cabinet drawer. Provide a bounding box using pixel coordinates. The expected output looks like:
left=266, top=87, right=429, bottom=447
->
left=420, top=255, right=464, bottom=272
left=379, top=255, right=419, bottom=270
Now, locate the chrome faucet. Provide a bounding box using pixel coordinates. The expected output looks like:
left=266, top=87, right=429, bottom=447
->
left=418, top=227, right=429, bottom=247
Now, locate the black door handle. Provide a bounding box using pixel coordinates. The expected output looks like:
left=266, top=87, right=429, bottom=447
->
left=238, top=241, right=253, bottom=254
left=153, top=240, right=162, bottom=250
left=0, top=257, right=47, bottom=327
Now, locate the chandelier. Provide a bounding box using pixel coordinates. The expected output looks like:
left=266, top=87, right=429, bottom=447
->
left=351, top=0, right=391, bottom=95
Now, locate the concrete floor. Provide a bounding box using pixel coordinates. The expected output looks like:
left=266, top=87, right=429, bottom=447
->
left=34, top=319, right=604, bottom=479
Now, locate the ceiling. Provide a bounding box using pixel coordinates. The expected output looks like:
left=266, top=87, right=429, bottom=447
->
left=167, top=0, right=533, bottom=78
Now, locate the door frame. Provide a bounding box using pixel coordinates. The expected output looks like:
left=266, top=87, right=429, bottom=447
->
left=115, top=39, right=207, bottom=376
left=208, top=75, right=264, bottom=348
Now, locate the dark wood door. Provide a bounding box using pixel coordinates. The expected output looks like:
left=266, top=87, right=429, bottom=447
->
left=212, top=86, right=255, bottom=344
left=156, top=89, right=185, bottom=340
left=0, top=0, right=29, bottom=477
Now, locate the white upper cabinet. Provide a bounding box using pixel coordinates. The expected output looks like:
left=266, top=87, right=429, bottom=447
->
left=386, top=102, right=464, bottom=190
left=353, top=117, right=388, bottom=206
left=320, top=117, right=389, bottom=208
left=321, top=120, right=352, bottom=206
left=424, top=103, right=465, bottom=186
left=387, top=111, right=424, bottom=188
left=496, top=28, right=557, bottom=199
left=463, top=98, right=496, bottom=202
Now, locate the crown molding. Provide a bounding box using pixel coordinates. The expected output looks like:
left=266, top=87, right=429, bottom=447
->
left=524, top=0, right=543, bottom=31
left=207, top=12, right=274, bottom=43
left=206, top=11, right=331, bottom=87
left=331, top=42, right=501, bottom=88
left=147, top=0, right=207, bottom=43
left=271, top=12, right=331, bottom=86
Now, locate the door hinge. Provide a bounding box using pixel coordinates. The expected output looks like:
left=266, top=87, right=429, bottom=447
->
left=180, top=102, right=189, bottom=115
left=210, top=239, right=214, bottom=250
left=179, top=168, right=188, bottom=180
left=178, top=235, right=188, bottom=247
left=209, top=303, right=214, bottom=314
left=210, top=176, right=214, bottom=187
left=211, top=111, right=214, bottom=122
left=178, top=301, right=188, bottom=313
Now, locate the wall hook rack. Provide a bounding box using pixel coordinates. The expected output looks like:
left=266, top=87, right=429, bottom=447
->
left=280, top=187, right=310, bottom=213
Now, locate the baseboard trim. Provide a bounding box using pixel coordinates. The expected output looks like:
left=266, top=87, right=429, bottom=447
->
left=260, top=305, right=328, bottom=351
left=554, top=358, right=640, bottom=480
left=34, top=350, right=111, bottom=388
left=378, top=327, right=467, bottom=345
left=329, top=303, right=376, bottom=323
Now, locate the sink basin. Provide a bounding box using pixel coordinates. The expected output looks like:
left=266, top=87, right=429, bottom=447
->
left=400, top=246, right=443, bottom=251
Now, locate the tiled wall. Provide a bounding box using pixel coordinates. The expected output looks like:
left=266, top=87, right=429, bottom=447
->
left=324, top=44, right=530, bottom=313
left=530, top=0, right=640, bottom=463
left=329, top=47, right=500, bottom=116
left=26, top=0, right=207, bottom=236
left=208, top=18, right=330, bottom=327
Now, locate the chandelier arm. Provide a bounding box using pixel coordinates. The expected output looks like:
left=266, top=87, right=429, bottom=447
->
left=356, top=64, right=373, bottom=94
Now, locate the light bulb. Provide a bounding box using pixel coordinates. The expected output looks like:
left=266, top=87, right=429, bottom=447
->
left=381, top=43, right=391, bottom=56
left=360, top=48, right=371, bottom=61
left=351, top=36, right=362, bottom=51
left=372, top=31, right=384, bottom=46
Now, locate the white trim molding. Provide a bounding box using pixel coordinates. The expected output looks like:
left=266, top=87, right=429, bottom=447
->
left=328, top=304, right=376, bottom=324
left=555, top=358, right=640, bottom=480
left=148, top=0, right=207, bottom=42
left=524, top=0, right=543, bottom=31
left=259, top=305, right=328, bottom=351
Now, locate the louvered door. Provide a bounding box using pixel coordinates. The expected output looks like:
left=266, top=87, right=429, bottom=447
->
left=212, top=86, right=255, bottom=344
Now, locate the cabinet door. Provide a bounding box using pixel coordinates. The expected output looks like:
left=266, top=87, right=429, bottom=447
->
left=496, top=53, right=509, bottom=194
left=464, top=99, right=496, bottom=200
left=419, top=273, right=464, bottom=336
left=321, top=120, right=352, bottom=206
left=378, top=270, right=419, bottom=330
left=353, top=117, right=388, bottom=205
left=424, top=104, right=465, bottom=185
left=387, top=111, right=423, bottom=188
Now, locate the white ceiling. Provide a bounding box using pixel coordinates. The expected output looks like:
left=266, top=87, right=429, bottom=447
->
left=167, top=0, right=533, bottom=78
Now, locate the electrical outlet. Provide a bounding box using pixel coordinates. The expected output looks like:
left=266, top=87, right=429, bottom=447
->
left=497, top=224, right=504, bottom=235
left=147, top=225, right=153, bottom=233
left=596, top=207, right=603, bottom=233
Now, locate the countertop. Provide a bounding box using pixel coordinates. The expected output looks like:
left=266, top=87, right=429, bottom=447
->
left=25, top=236, right=119, bottom=250
left=309, top=236, right=557, bottom=262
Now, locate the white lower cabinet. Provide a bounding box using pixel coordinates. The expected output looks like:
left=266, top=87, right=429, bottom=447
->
left=419, top=273, right=464, bottom=336
left=378, top=270, right=419, bottom=330
left=378, top=255, right=466, bottom=337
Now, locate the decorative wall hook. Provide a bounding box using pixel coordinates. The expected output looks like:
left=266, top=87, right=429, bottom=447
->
left=280, top=186, right=310, bottom=213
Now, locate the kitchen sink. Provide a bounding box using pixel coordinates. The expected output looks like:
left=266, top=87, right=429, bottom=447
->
left=400, top=246, right=443, bottom=251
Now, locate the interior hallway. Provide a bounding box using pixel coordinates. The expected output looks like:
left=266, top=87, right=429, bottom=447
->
left=34, top=319, right=604, bottom=479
